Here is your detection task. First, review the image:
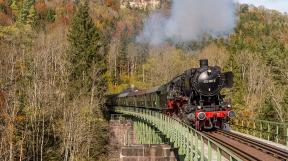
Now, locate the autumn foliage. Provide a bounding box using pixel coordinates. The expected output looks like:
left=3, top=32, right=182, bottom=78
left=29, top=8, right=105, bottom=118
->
left=0, top=12, right=12, bottom=25
left=1, top=1, right=288, bottom=160
left=0, top=91, right=4, bottom=109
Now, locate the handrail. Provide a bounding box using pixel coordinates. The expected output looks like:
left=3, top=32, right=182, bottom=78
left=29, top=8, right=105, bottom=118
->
left=114, top=106, right=242, bottom=161
left=241, top=117, right=288, bottom=125
left=230, top=117, right=288, bottom=146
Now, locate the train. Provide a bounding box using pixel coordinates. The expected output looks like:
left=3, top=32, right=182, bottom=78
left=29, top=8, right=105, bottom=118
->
left=107, top=59, right=236, bottom=131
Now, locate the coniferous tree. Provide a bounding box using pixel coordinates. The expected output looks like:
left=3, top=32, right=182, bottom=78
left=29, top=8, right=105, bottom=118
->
left=27, top=5, right=36, bottom=25
left=116, top=26, right=130, bottom=84
left=11, top=0, right=19, bottom=21
left=224, top=55, right=246, bottom=111
left=0, top=1, right=4, bottom=12
left=46, top=8, right=56, bottom=22
left=19, top=0, right=34, bottom=24
left=67, top=0, right=107, bottom=98
left=118, top=32, right=129, bottom=76
left=67, top=2, right=109, bottom=158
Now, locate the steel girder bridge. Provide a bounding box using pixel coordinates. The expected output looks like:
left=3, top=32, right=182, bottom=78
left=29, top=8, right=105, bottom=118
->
left=114, top=106, right=241, bottom=161
left=113, top=106, right=288, bottom=161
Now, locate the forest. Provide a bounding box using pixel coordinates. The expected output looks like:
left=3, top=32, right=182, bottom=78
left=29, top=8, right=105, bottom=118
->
left=0, top=0, right=287, bottom=160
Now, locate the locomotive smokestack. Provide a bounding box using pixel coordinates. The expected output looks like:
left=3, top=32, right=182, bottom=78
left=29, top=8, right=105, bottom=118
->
left=200, top=59, right=208, bottom=67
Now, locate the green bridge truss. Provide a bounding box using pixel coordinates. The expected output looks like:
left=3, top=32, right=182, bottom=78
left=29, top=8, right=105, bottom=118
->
left=133, top=120, right=168, bottom=145
left=231, top=117, right=288, bottom=146
left=114, top=106, right=242, bottom=161
left=112, top=114, right=167, bottom=145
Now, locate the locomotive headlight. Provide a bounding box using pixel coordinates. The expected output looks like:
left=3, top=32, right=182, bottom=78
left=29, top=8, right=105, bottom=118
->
left=197, top=106, right=202, bottom=109
left=207, top=69, right=212, bottom=75
left=227, top=104, right=231, bottom=108
left=198, top=112, right=206, bottom=120
left=228, top=111, right=236, bottom=118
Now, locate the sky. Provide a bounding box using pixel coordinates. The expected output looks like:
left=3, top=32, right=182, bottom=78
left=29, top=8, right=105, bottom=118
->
left=237, top=0, right=288, bottom=13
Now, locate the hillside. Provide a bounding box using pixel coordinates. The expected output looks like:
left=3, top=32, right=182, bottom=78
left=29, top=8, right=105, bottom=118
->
left=225, top=5, right=288, bottom=121
left=0, top=0, right=288, bottom=160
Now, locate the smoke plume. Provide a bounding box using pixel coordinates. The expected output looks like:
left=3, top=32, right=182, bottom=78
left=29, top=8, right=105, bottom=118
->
left=137, top=0, right=238, bottom=45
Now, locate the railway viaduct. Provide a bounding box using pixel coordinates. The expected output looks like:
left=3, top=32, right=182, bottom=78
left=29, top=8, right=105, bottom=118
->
left=110, top=106, right=288, bottom=161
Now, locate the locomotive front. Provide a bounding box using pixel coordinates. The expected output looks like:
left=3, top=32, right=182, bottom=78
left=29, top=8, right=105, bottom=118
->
left=180, top=59, right=235, bottom=130
left=192, top=59, right=233, bottom=96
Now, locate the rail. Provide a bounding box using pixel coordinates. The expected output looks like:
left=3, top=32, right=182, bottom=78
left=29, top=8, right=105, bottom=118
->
left=230, top=117, right=288, bottom=146
left=218, top=130, right=288, bottom=160
left=114, top=106, right=242, bottom=161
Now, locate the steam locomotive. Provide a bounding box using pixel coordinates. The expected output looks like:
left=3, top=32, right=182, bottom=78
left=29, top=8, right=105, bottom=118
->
left=107, top=59, right=235, bottom=130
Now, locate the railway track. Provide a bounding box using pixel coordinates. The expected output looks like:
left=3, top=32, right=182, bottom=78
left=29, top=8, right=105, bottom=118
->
left=203, top=130, right=288, bottom=161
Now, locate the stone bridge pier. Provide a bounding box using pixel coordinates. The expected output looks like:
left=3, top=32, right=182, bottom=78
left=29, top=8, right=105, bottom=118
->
left=109, top=114, right=177, bottom=161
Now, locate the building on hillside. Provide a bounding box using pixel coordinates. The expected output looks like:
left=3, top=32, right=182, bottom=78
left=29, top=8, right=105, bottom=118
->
left=120, top=0, right=165, bottom=10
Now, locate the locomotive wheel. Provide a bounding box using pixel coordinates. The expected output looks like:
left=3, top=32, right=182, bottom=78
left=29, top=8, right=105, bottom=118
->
left=196, top=121, right=202, bottom=131
left=222, top=122, right=231, bottom=131
left=219, top=120, right=223, bottom=129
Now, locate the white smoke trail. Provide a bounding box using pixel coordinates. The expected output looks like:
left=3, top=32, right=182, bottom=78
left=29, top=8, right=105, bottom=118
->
left=137, top=0, right=238, bottom=45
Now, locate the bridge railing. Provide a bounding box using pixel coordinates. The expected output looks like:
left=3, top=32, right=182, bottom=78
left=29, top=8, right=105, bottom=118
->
left=115, top=106, right=242, bottom=161
left=230, top=117, right=288, bottom=146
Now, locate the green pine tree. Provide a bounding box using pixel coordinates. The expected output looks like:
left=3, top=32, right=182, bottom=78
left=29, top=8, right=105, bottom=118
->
left=19, top=0, right=34, bottom=24
left=11, top=0, right=19, bottom=21
left=67, top=0, right=107, bottom=97
left=117, top=30, right=129, bottom=77
left=67, top=3, right=109, bottom=158
left=0, top=1, right=4, bottom=12
left=223, top=54, right=246, bottom=111
left=46, top=8, right=56, bottom=22
left=27, top=5, right=36, bottom=26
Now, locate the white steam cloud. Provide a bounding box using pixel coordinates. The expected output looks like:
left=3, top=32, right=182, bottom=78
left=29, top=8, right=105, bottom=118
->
left=137, top=0, right=238, bottom=45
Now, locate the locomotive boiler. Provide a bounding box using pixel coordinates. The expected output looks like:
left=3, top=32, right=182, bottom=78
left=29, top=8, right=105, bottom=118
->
left=107, top=59, right=235, bottom=131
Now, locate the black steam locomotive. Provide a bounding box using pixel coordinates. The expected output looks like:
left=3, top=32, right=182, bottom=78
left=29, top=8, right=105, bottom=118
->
left=107, top=59, right=235, bottom=130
